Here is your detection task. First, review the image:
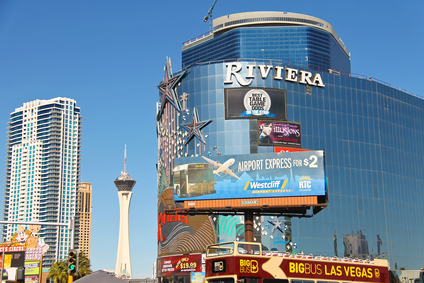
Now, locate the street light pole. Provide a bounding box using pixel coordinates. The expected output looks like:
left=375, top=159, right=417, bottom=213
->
left=0, top=243, right=4, bottom=282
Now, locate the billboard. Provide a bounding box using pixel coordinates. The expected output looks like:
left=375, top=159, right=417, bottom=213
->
left=157, top=188, right=216, bottom=257
left=157, top=254, right=202, bottom=277
left=0, top=225, right=47, bottom=282
left=258, top=121, right=301, bottom=147
left=173, top=151, right=325, bottom=201
left=225, top=88, right=287, bottom=120
left=274, top=147, right=310, bottom=153
left=191, top=272, right=205, bottom=283
left=24, top=260, right=42, bottom=283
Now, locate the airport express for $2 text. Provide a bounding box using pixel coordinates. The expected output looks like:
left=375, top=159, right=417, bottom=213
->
left=238, top=155, right=319, bottom=172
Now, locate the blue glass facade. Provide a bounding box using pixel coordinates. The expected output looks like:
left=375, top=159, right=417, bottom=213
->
left=156, top=12, right=423, bottom=277
left=182, top=27, right=350, bottom=73
left=157, top=60, right=424, bottom=269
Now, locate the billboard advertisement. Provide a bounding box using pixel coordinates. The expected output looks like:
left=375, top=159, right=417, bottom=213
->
left=157, top=188, right=216, bottom=257
left=157, top=254, right=202, bottom=277
left=225, top=88, right=287, bottom=120
left=173, top=151, right=325, bottom=201
left=191, top=272, right=205, bottom=283
left=274, top=147, right=310, bottom=153
left=24, top=260, right=42, bottom=283
left=0, top=225, right=47, bottom=282
left=258, top=121, right=301, bottom=147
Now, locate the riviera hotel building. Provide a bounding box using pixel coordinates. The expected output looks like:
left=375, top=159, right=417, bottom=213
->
left=156, top=12, right=424, bottom=282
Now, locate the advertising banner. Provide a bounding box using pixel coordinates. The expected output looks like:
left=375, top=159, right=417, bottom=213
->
left=6, top=252, right=25, bottom=268
left=157, top=254, right=202, bottom=277
left=280, top=259, right=388, bottom=283
left=225, top=88, right=287, bottom=120
left=0, top=225, right=46, bottom=281
left=274, top=147, right=310, bottom=153
left=1, top=251, right=25, bottom=280
left=191, top=272, right=205, bottom=283
left=258, top=121, right=301, bottom=147
left=24, top=260, right=42, bottom=283
left=174, top=151, right=325, bottom=201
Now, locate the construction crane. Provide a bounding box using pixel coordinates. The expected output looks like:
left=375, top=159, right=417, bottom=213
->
left=203, top=0, right=217, bottom=32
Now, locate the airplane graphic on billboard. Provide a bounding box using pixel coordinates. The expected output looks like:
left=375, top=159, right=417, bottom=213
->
left=201, top=156, right=241, bottom=180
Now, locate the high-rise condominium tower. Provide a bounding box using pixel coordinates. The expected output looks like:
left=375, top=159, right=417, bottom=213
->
left=75, top=182, right=92, bottom=259
left=3, top=97, right=82, bottom=267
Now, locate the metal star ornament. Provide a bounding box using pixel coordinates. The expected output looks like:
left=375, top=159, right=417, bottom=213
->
left=267, top=217, right=286, bottom=234
left=156, top=58, right=187, bottom=120
left=181, top=108, right=212, bottom=146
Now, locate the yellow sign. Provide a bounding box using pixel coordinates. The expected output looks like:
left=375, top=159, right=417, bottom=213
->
left=288, top=262, right=379, bottom=279
left=240, top=259, right=258, bottom=273
left=4, top=254, right=12, bottom=269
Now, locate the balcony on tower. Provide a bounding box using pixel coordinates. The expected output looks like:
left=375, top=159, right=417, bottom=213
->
left=114, top=171, right=136, bottom=192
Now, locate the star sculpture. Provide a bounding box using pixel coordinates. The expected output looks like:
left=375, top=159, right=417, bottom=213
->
left=156, top=62, right=187, bottom=121
left=267, top=217, right=286, bottom=234
left=181, top=108, right=212, bottom=146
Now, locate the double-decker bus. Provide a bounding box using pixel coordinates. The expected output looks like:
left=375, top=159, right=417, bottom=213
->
left=173, top=163, right=216, bottom=198
left=205, top=241, right=390, bottom=283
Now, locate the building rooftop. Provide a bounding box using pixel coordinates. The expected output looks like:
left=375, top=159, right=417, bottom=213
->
left=183, top=11, right=350, bottom=58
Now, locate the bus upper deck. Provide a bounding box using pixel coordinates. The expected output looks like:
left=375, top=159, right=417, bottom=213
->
left=205, top=241, right=390, bottom=283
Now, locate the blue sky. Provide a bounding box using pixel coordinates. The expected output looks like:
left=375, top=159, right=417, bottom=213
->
left=0, top=0, right=423, bottom=279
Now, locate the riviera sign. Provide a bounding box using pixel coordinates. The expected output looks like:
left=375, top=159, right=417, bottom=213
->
left=224, top=62, right=325, bottom=87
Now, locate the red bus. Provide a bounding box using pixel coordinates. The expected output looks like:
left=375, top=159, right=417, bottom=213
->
left=205, top=242, right=390, bottom=283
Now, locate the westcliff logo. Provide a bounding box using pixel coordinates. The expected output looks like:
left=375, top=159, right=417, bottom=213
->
left=224, top=62, right=325, bottom=87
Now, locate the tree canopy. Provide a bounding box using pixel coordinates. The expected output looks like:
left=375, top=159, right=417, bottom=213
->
left=47, top=251, right=92, bottom=283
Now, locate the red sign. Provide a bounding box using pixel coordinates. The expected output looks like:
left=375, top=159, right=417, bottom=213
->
left=274, top=147, right=310, bottom=153
left=157, top=254, right=202, bottom=277
left=206, top=255, right=389, bottom=283
left=0, top=245, right=25, bottom=252
left=158, top=211, right=189, bottom=242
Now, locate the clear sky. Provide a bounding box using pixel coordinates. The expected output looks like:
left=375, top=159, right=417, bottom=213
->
left=0, top=0, right=423, bottom=279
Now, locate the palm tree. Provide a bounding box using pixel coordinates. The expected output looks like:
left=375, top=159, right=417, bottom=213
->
left=74, top=251, right=92, bottom=279
left=47, top=260, right=68, bottom=283
left=47, top=252, right=92, bottom=282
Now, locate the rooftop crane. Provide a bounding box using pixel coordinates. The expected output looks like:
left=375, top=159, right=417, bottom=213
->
left=203, top=0, right=217, bottom=32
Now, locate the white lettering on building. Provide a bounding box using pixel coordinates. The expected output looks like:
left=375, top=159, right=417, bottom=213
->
left=224, top=62, right=325, bottom=87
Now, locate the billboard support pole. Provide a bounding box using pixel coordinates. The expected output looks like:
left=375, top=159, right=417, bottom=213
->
left=244, top=212, right=254, bottom=242
left=1, top=244, right=4, bottom=282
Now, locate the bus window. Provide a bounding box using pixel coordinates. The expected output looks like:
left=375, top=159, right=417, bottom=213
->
left=240, top=277, right=260, bottom=283
left=291, top=280, right=314, bottom=283
left=238, top=243, right=261, bottom=255
left=209, top=279, right=234, bottom=283
left=207, top=242, right=235, bottom=257
left=263, top=279, right=289, bottom=283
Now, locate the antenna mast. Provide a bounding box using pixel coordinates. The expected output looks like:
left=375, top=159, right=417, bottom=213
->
left=124, top=144, right=127, bottom=173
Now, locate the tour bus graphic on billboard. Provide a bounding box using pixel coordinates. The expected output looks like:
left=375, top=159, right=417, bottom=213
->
left=173, top=150, right=325, bottom=201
